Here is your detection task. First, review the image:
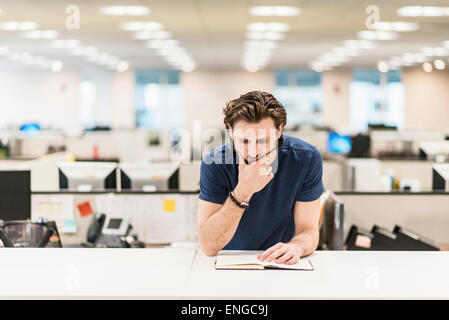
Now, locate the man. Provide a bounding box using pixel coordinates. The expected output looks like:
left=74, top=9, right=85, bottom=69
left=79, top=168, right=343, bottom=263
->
left=197, top=91, right=324, bottom=265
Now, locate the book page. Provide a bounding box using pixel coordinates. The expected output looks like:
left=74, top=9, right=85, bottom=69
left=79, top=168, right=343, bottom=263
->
left=262, top=258, right=314, bottom=270
left=215, top=254, right=314, bottom=270
left=215, top=254, right=262, bottom=268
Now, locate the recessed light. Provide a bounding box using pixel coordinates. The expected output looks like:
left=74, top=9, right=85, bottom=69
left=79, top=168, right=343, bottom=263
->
left=181, top=63, right=196, bottom=72
left=99, top=6, right=150, bottom=16
left=116, top=61, right=129, bottom=72
left=398, top=6, right=449, bottom=17
left=422, top=62, right=433, bottom=72
left=246, top=22, right=289, bottom=32
left=358, top=30, right=398, bottom=40
left=377, top=60, right=389, bottom=73
left=434, top=59, right=446, bottom=70
left=249, top=6, right=301, bottom=16
left=119, top=21, right=163, bottom=31
left=51, top=61, right=63, bottom=72
left=0, top=21, right=38, bottom=31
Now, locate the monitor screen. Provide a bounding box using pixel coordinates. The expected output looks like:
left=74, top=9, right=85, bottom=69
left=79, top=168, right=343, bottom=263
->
left=107, top=218, right=122, bottom=229
left=58, top=161, right=117, bottom=191
left=0, top=171, right=31, bottom=221
left=327, top=132, right=352, bottom=154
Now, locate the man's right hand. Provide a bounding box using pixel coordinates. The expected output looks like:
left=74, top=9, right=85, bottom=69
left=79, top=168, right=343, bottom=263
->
left=233, top=150, right=277, bottom=203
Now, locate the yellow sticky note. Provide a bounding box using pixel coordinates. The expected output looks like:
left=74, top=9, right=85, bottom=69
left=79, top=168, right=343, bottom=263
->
left=163, top=199, right=176, bottom=212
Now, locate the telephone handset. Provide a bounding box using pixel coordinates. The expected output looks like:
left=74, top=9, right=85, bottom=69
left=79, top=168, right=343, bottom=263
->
left=87, top=213, right=106, bottom=243
left=83, top=213, right=137, bottom=248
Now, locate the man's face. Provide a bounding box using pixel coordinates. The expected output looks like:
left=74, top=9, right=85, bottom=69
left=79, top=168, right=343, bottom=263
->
left=230, top=117, right=282, bottom=164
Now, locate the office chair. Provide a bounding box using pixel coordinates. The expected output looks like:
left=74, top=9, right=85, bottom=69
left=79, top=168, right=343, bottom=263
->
left=0, top=221, right=62, bottom=248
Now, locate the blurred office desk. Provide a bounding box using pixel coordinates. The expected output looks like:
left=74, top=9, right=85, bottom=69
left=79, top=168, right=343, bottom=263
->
left=185, top=250, right=449, bottom=299
left=0, top=248, right=196, bottom=299
left=3, top=248, right=449, bottom=299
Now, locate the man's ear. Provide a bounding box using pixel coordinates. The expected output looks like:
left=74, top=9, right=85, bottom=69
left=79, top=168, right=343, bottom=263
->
left=277, top=124, right=283, bottom=139
left=226, top=123, right=233, bottom=139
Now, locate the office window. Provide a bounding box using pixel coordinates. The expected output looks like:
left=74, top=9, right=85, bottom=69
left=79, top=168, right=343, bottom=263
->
left=274, top=70, right=323, bottom=127
left=350, top=69, right=404, bottom=132
left=79, top=70, right=114, bottom=130
left=135, top=70, right=184, bottom=130
left=80, top=80, right=97, bottom=129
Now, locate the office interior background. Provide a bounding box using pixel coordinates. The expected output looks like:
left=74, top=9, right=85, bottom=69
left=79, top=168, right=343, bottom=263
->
left=0, top=0, right=449, bottom=252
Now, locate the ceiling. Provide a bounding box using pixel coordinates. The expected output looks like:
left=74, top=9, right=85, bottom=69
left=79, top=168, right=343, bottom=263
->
left=0, top=0, right=449, bottom=72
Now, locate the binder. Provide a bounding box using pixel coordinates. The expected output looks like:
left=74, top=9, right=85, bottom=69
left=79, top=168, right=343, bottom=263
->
left=345, top=225, right=373, bottom=250
left=393, top=225, right=440, bottom=251
left=370, top=225, right=400, bottom=250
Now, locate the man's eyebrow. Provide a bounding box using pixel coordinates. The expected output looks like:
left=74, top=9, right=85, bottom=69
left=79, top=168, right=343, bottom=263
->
left=237, top=137, right=268, bottom=142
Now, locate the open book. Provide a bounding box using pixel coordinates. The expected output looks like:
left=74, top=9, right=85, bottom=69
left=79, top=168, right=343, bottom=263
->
left=215, top=254, right=314, bottom=270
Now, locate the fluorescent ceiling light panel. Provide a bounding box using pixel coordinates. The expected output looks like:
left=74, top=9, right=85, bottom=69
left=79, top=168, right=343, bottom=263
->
left=0, top=21, right=38, bottom=30
left=244, top=40, right=278, bottom=49
left=22, top=30, right=58, bottom=39
left=147, top=39, right=180, bottom=48
left=133, top=30, right=171, bottom=40
left=358, top=30, right=398, bottom=40
left=120, top=21, right=163, bottom=31
left=51, top=39, right=80, bottom=48
left=99, top=6, right=150, bottom=16
left=247, top=22, right=289, bottom=32
left=397, top=6, right=449, bottom=17
left=249, top=6, right=301, bottom=16
left=343, top=39, right=376, bottom=50
left=246, top=31, right=285, bottom=40
left=372, top=21, right=419, bottom=32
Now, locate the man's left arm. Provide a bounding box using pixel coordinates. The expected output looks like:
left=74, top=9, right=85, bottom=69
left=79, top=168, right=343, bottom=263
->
left=258, top=198, right=321, bottom=265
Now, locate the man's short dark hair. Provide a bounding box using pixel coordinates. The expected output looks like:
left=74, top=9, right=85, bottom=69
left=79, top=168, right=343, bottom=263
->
left=223, top=91, right=287, bottom=147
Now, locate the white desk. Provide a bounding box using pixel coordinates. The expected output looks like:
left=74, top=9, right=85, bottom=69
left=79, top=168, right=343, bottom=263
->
left=2, top=248, right=449, bottom=299
left=185, top=250, right=449, bottom=300
left=0, top=248, right=196, bottom=299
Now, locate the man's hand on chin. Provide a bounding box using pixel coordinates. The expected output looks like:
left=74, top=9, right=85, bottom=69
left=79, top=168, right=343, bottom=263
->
left=257, top=242, right=304, bottom=265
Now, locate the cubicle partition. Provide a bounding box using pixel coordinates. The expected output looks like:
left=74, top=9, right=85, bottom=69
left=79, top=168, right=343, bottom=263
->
left=335, top=191, right=449, bottom=247
left=31, top=191, right=199, bottom=247
left=31, top=190, right=449, bottom=249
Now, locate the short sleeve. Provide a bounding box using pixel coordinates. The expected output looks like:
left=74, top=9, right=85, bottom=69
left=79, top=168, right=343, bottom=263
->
left=296, top=147, right=325, bottom=202
left=198, top=159, right=229, bottom=205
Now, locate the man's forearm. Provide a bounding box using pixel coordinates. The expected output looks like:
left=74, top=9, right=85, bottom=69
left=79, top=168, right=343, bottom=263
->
left=288, top=229, right=319, bottom=257
left=199, top=197, right=245, bottom=256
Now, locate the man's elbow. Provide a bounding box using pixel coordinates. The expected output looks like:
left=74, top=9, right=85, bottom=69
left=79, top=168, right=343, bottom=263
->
left=199, top=242, right=219, bottom=256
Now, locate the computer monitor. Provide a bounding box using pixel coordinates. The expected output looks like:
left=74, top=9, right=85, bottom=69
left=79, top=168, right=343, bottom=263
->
left=58, top=161, right=117, bottom=191
left=348, top=133, right=371, bottom=158
left=120, top=162, right=179, bottom=191
left=0, top=171, right=31, bottom=221
left=432, top=163, right=449, bottom=192
left=327, top=132, right=352, bottom=154
left=319, top=192, right=345, bottom=250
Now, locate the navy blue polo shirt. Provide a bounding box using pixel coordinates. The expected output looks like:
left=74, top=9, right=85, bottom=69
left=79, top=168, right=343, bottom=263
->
left=198, top=134, right=325, bottom=250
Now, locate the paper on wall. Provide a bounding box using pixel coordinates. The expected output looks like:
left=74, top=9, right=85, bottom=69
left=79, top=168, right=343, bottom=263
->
left=31, top=194, right=74, bottom=222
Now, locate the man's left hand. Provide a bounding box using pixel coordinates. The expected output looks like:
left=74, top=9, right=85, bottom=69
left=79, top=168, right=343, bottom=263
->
left=257, top=242, right=304, bottom=265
